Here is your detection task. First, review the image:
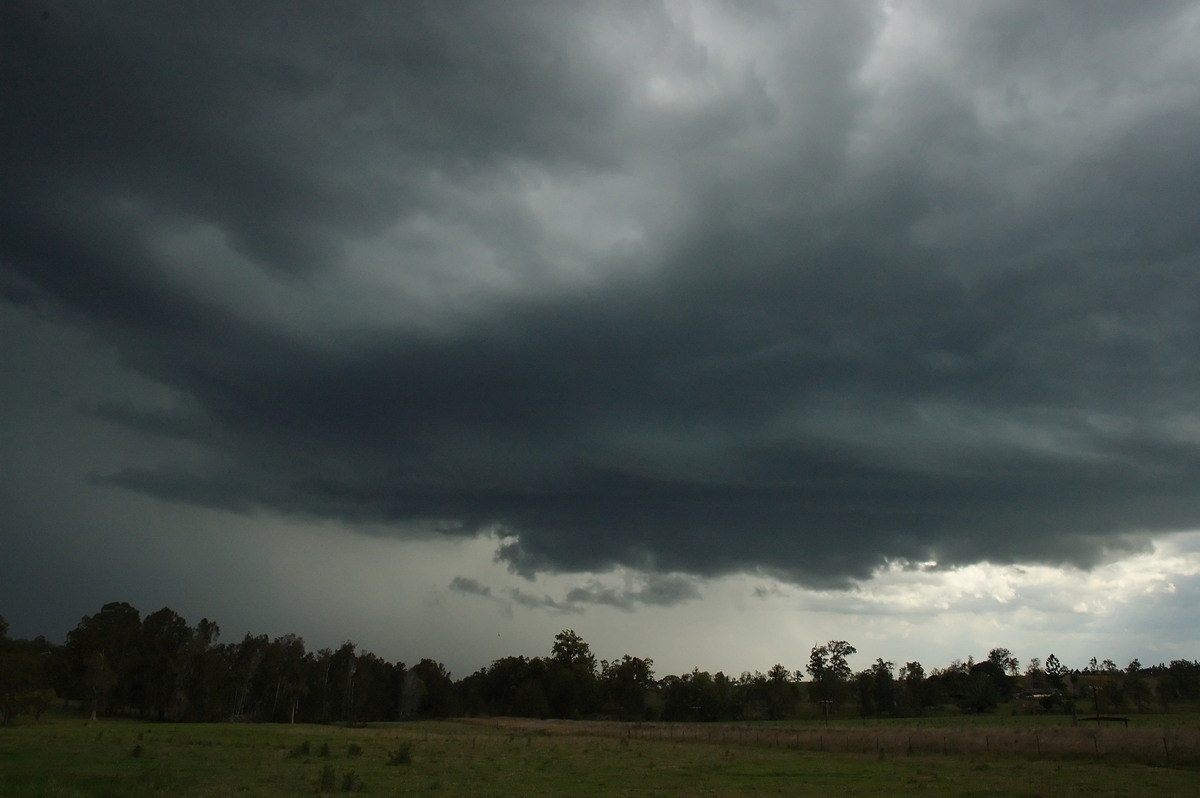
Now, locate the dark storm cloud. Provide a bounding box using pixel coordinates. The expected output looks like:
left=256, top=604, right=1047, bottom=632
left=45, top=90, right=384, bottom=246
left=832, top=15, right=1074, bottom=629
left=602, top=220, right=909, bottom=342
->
left=5, top=1, right=1200, bottom=589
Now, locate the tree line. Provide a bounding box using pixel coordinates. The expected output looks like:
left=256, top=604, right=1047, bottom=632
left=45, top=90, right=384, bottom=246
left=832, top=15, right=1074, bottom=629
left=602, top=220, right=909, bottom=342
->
left=3, top=602, right=1199, bottom=726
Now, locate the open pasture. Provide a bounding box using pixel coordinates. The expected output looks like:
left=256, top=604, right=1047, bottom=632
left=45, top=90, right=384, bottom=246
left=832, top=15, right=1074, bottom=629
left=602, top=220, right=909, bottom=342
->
left=1, top=713, right=1197, bottom=796
left=481, top=713, right=1200, bottom=765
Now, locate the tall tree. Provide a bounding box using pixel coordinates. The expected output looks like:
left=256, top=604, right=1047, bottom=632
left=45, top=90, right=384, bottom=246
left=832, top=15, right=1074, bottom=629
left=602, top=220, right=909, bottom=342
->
left=952, top=654, right=1010, bottom=712
left=898, top=661, right=926, bottom=716
left=660, top=668, right=726, bottom=722
left=409, top=659, right=458, bottom=717
left=327, top=641, right=358, bottom=723
left=141, top=607, right=192, bottom=721
left=870, top=659, right=896, bottom=716
left=600, top=655, right=655, bottom=720
left=551, top=630, right=596, bottom=673
left=547, top=630, right=597, bottom=718
left=228, top=634, right=269, bottom=719
left=806, top=640, right=856, bottom=710
left=269, top=634, right=309, bottom=723
left=987, top=648, right=1020, bottom=677
left=465, top=655, right=547, bottom=717
left=0, top=622, right=51, bottom=725
left=65, top=602, right=143, bottom=716
left=180, top=618, right=224, bottom=721
left=1044, top=654, right=1067, bottom=690
left=761, top=664, right=798, bottom=720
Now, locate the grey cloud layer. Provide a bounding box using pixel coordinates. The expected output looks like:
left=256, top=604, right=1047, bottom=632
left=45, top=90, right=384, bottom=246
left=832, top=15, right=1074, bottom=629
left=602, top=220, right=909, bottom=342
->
left=5, top=1, right=1200, bottom=588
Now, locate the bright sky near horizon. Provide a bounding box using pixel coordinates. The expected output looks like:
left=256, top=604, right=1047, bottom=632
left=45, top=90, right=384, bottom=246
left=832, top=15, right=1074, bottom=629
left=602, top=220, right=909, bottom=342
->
left=3, top=0, right=1200, bottom=678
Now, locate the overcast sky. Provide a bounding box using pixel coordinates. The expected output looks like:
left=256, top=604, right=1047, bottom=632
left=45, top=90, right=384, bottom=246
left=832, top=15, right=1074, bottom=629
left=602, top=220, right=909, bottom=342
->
left=3, top=0, right=1200, bottom=678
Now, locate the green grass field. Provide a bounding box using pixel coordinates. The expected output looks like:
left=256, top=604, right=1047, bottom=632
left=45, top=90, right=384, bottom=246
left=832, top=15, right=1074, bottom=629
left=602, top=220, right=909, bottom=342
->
left=2, top=711, right=1197, bottom=796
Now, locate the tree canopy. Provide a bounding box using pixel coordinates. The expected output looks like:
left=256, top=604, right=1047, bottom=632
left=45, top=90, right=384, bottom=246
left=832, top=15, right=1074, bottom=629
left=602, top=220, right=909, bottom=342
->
left=2, top=601, right=1198, bottom=725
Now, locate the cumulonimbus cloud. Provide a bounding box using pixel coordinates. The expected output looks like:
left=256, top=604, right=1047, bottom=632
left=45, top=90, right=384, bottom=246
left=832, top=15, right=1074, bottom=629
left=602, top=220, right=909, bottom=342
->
left=5, top=1, right=1200, bottom=590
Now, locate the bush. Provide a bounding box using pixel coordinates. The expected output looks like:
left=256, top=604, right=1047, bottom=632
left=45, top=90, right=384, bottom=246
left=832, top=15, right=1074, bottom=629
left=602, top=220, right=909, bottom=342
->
left=387, top=740, right=413, bottom=766
left=317, top=764, right=335, bottom=793
left=346, top=742, right=363, bottom=757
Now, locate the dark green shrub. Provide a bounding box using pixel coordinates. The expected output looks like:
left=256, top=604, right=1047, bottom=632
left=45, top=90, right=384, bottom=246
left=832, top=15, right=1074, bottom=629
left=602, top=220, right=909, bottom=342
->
left=317, top=764, right=335, bottom=793
left=387, top=740, right=413, bottom=766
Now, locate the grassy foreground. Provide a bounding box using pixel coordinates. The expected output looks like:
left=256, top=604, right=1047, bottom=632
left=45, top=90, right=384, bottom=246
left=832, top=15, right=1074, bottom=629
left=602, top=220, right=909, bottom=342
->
left=1, top=712, right=1197, bottom=797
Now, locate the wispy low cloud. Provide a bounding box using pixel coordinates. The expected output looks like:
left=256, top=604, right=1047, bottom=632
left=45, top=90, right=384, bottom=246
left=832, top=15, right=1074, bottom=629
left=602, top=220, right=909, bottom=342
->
left=450, top=571, right=702, bottom=614
left=506, top=588, right=582, bottom=614
left=567, top=573, right=703, bottom=611
left=448, top=576, right=492, bottom=598
left=449, top=576, right=581, bottom=615
left=752, top=583, right=789, bottom=601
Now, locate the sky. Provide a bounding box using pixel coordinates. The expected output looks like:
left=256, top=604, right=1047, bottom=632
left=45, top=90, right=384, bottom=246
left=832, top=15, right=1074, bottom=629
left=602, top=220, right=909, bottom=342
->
left=3, top=0, right=1200, bottom=680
